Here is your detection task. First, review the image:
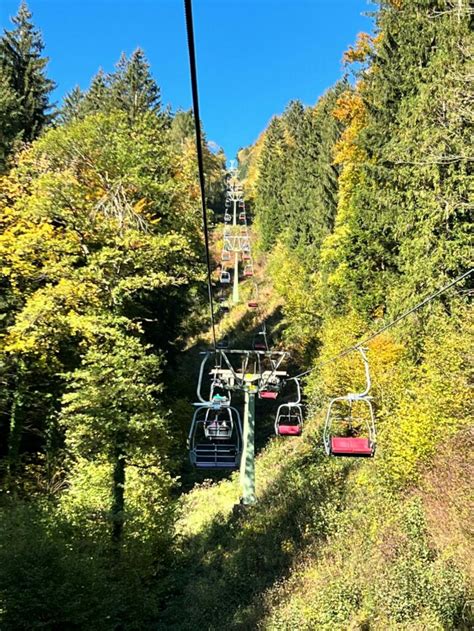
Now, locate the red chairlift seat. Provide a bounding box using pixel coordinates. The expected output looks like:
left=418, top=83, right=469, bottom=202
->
left=277, top=424, right=302, bottom=436
left=248, top=301, right=258, bottom=308
left=243, top=266, right=253, bottom=277
left=330, top=437, right=374, bottom=457
left=259, top=391, right=278, bottom=400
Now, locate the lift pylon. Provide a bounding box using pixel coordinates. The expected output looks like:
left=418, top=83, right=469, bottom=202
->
left=191, top=349, right=288, bottom=505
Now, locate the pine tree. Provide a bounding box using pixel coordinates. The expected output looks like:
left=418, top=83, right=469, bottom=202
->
left=59, top=85, right=84, bottom=124
left=0, top=1, right=55, bottom=146
left=254, top=116, right=289, bottom=250
left=0, top=67, right=21, bottom=168
left=110, top=48, right=161, bottom=121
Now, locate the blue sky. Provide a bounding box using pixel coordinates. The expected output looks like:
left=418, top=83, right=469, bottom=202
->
left=1, top=0, right=374, bottom=160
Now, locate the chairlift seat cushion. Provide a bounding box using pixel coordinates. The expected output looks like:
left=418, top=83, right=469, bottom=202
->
left=330, top=437, right=373, bottom=457
left=248, top=302, right=258, bottom=308
left=278, top=425, right=302, bottom=436
left=260, top=391, right=278, bottom=400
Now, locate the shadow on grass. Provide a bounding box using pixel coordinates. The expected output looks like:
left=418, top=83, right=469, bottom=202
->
left=158, top=435, right=356, bottom=630
left=169, top=303, right=286, bottom=491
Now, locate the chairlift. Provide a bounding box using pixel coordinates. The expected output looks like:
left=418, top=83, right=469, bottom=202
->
left=248, top=284, right=259, bottom=309
left=259, top=371, right=281, bottom=399
left=222, top=250, right=231, bottom=262
left=242, top=251, right=251, bottom=261
left=243, top=264, right=254, bottom=278
left=238, top=200, right=245, bottom=209
left=253, top=331, right=267, bottom=351
left=275, top=379, right=303, bottom=436
left=239, top=212, right=246, bottom=222
left=323, top=347, right=376, bottom=457
left=224, top=212, right=231, bottom=222
left=217, top=336, right=229, bottom=349
left=188, top=405, right=242, bottom=469
left=220, top=270, right=231, bottom=284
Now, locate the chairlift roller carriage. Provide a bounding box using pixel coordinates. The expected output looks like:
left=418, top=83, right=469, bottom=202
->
left=188, top=356, right=242, bottom=469
left=323, top=347, right=376, bottom=457
left=275, top=378, right=303, bottom=436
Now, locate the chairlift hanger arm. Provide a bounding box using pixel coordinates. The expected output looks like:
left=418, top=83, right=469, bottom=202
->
left=196, top=351, right=211, bottom=403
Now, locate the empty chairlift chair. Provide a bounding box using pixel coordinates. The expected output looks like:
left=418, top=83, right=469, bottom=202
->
left=216, top=335, right=230, bottom=349
left=323, top=347, right=376, bottom=457
left=248, top=283, right=259, bottom=309
left=253, top=332, right=267, bottom=351
left=239, top=212, right=246, bottom=222
left=221, top=250, right=231, bottom=262
left=243, top=264, right=254, bottom=278
left=259, top=374, right=281, bottom=400
left=275, top=378, right=303, bottom=436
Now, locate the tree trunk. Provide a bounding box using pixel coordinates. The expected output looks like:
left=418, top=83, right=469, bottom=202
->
left=111, top=432, right=126, bottom=548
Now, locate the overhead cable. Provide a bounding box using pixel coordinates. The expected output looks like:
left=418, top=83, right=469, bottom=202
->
left=292, top=267, right=473, bottom=380
left=184, top=0, right=217, bottom=350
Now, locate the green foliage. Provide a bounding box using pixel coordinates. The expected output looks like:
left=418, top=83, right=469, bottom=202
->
left=0, top=1, right=55, bottom=170
left=60, top=49, right=162, bottom=124
left=0, top=0, right=472, bottom=628
left=0, top=45, right=219, bottom=618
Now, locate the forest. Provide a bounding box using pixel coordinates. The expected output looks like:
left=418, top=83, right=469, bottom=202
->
left=0, top=1, right=472, bottom=629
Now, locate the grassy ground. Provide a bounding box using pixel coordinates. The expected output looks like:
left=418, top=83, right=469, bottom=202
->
left=157, top=230, right=473, bottom=630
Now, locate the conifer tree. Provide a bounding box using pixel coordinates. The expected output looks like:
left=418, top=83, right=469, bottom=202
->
left=0, top=67, right=21, bottom=167
left=110, top=48, right=161, bottom=121
left=0, top=1, right=55, bottom=151
left=59, top=85, right=84, bottom=123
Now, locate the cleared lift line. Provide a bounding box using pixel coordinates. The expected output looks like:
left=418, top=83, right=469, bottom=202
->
left=183, top=0, right=472, bottom=505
